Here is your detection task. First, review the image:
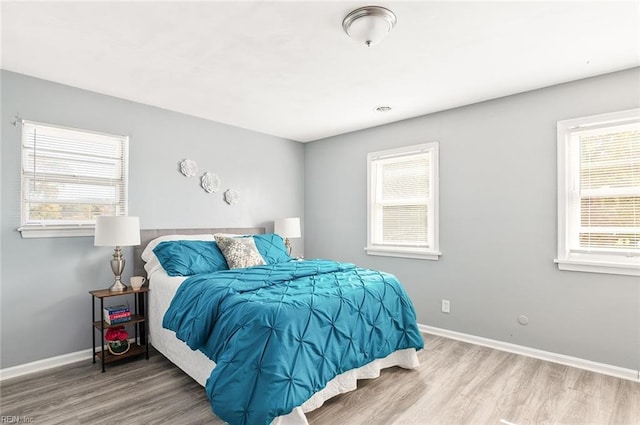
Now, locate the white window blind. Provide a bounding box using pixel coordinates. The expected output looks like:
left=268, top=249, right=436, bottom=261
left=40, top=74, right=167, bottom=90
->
left=366, top=142, right=440, bottom=260
left=19, top=120, right=129, bottom=238
left=577, top=124, right=639, bottom=251
left=556, top=108, right=640, bottom=276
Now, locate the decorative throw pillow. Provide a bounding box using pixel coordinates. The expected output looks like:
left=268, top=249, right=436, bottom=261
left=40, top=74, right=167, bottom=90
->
left=214, top=235, right=266, bottom=269
left=153, top=240, right=228, bottom=276
left=252, top=234, right=292, bottom=264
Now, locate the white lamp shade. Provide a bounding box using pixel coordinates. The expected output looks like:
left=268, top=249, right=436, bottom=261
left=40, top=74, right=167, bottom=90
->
left=274, top=217, right=301, bottom=239
left=94, top=216, right=141, bottom=247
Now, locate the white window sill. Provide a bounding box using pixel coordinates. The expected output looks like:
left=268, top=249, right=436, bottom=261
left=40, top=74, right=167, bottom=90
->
left=365, top=246, right=441, bottom=261
left=555, top=257, right=640, bottom=277
left=19, top=226, right=95, bottom=239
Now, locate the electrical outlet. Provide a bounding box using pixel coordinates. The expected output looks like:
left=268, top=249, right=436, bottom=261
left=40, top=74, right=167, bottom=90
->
left=441, top=299, right=450, bottom=313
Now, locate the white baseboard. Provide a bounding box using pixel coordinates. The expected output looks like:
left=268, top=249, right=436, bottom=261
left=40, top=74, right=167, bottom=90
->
left=0, top=337, right=139, bottom=381
left=3, top=328, right=638, bottom=383
left=0, top=348, right=93, bottom=381
left=419, top=324, right=640, bottom=382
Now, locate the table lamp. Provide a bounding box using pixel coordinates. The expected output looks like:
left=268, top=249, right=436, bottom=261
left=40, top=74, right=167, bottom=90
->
left=94, top=216, right=141, bottom=292
left=274, top=217, right=301, bottom=256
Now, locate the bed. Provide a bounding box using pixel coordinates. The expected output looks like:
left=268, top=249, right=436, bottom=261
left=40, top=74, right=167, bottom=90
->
left=134, top=227, right=423, bottom=425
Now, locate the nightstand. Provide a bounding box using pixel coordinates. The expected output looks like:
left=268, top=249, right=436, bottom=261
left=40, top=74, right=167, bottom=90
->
left=90, top=286, right=149, bottom=372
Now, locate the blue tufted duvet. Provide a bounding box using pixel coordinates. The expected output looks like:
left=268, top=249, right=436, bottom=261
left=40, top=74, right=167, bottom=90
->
left=163, top=259, right=424, bottom=425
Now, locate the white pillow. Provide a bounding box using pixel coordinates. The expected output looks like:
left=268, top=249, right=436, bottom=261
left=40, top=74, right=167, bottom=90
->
left=213, top=233, right=244, bottom=238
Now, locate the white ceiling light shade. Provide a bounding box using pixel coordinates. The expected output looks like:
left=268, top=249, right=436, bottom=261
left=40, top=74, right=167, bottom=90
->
left=342, top=6, right=397, bottom=47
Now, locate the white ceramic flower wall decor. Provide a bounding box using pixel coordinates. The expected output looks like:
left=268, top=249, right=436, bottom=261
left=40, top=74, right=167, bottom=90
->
left=201, top=172, right=221, bottom=193
left=224, top=189, right=240, bottom=205
left=180, top=159, right=198, bottom=177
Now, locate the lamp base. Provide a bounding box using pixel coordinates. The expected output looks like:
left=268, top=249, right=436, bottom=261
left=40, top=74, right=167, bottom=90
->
left=108, top=246, right=126, bottom=292
left=109, top=278, right=127, bottom=292
left=284, top=237, right=292, bottom=256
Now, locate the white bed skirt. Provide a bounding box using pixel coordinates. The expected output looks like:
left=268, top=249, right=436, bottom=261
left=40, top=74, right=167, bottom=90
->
left=148, top=271, right=420, bottom=425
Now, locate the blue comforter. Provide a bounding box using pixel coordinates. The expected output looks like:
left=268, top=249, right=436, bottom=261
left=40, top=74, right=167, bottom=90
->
left=163, top=260, right=423, bottom=425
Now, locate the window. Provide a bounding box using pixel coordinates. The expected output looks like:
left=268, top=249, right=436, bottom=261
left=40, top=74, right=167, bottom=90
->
left=556, top=109, right=640, bottom=276
left=19, top=120, right=129, bottom=238
left=366, top=142, right=440, bottom=260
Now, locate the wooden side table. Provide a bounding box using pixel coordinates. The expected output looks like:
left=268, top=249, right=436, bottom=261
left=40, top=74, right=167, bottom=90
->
left=90, top=287, right=149, bottom=372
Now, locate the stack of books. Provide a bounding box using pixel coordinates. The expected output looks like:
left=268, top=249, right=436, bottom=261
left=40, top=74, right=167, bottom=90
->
left=103, top=305, right=131, bottom=325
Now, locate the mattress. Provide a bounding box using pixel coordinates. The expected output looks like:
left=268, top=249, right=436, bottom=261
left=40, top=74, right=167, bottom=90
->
left=145, top=250, right=420, bottom=425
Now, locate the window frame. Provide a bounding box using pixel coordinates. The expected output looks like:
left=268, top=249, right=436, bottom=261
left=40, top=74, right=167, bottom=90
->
left=18, top=120, right=130, bottom=239
left=556, top=108, right=640, bottom=276
left=366, top=142, right=441, bottom=260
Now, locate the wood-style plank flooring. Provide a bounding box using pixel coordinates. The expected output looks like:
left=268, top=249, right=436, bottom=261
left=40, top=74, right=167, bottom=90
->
left=1, top=334, right=638, bottom=425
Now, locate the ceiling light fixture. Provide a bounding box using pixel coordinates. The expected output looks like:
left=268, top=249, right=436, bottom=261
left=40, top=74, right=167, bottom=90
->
left=342, top=6, right=397, bottom=47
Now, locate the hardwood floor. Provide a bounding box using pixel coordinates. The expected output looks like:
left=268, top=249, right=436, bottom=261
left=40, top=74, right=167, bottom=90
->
left=1, top=334, right=638, bottom=425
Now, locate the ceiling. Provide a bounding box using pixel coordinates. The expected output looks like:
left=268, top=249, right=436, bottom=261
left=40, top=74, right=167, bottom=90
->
left=1, top=1, right=639, bottom=143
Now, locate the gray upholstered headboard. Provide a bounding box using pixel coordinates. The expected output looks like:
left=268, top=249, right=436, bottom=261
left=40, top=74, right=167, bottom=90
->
left=133, top=227, right=265, bottom=277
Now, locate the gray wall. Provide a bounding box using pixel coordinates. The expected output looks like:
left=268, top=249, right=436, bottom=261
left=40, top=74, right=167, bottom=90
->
left=2, top=68, right=638, bottom=372
left=0, top=70, right=304, bottom=369
left=304, top=68, right=640, bottom=371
